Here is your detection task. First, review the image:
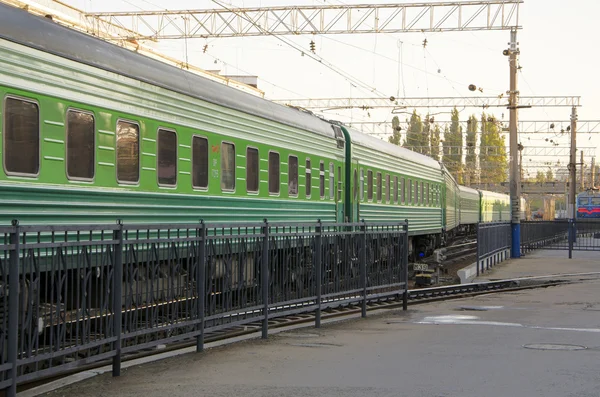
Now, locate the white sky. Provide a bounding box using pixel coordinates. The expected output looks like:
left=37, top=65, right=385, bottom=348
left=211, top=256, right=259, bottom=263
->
left=63, top=0, right=600, bottom=177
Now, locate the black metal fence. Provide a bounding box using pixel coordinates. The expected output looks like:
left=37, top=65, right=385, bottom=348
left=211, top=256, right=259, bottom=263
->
left=520, top=220, right=570, bottom=254
left=0, top=220, right=408, bottom=396
left=520, top=219, right=600, bottom=256
left=476, top=222, right=512, bottom=276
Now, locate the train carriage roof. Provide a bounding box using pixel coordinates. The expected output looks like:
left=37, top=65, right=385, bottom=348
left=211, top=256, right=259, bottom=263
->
left=458, top=185, right=479, bottom=196
left=0, top=3, right=335, bottom=139
left=345, top=126, right=442, bottom=169
left=479, top=189, right=510, bottom=201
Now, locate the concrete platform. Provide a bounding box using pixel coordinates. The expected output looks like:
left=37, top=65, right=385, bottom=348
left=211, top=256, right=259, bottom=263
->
left=34, top=250, right=600, bottom=397
left=472, top=249, right=599, bottom=282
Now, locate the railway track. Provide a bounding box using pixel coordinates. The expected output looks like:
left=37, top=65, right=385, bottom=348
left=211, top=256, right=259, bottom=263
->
left=18, top=274, right=582, bottom=395
left=443, top=240, right=477, bottom=263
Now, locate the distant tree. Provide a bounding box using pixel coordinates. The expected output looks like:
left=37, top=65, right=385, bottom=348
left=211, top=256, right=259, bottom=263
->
left=430, top=123, right=441, bottom=162
left=546, top=168, right=554, bottom=181
left=479, top=113, right=508, bottom=183
left=465, top=114, right=478, bottom=185
left=443, top=107, right=464, bottom=183
left=421, top=114, right=432, bottom=156
left=403, top=110, right=425, bottom=153
left=535, top=170, right=546, bottom=183
left=388, top=116, right=402, bottom=146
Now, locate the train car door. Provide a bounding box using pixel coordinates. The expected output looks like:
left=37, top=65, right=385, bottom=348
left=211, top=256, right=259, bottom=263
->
left=350, top=160, right=361, bottom=222
left=336, top=158, right=345, bottom=222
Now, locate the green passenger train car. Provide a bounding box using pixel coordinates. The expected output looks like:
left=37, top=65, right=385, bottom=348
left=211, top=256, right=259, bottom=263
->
left=342, top=126, right=444, bottom=234
left=442, top=166, right=460, bottom=236
left=479, top=189, right=511, bottom=222
left=458, top=185, right=480, bottom=233
left=0, top=4, right=348, bottom=225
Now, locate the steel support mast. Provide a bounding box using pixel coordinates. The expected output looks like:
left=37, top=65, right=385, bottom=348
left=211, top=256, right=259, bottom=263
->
left=568, top=106, right=578, bottom=256
left=508, top=27, right=520, bottom=258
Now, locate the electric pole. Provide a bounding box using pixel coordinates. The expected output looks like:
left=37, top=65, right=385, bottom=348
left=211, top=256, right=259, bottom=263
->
left=569, top=106, right=578, bottom=219
left=568, top=106, right=577, bottom=256
left=592, top=157, right=596, bottom=188
left=580, top=150, right=584, bottom=190
left=508, top=27, right=521, bottom=258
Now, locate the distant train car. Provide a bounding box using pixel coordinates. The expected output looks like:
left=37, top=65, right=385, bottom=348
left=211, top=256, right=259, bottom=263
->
left=577, top=190, right=600, bottom=218
left=479, top=189, right=511, bottom=222
left=458, top=185, right=480, bottom=233
left=520, top=197, right=528, bottom=221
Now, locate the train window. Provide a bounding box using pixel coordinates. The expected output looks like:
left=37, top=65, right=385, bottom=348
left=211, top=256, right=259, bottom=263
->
left=246, top=147, right=259, bottom=193
left=289, top=155, right=298, bottom=196
left=353, top=169, right=358, bottom=200
left=367, top=170, right=373, bottom=201
left=360, top=169, right=365, bottom=201
left=269, top=151, right=280, bottom=194
left=394, top=176, right=398, bottom=204
left=319, top=161, right=325, bottom=198
left=421, top=182, right=424, bottom=205
left=401, top=178, right=405, bottom=204
left=4, top=97, right=39, bottom=176
left=221, top=142, right=235, bottom=191
left=415, top=181, right=419, bottom=204
left=592, top=197, right=600, bottom=205
left=66, top=109, right=94, bottom=181
left=329, top=162, right=334, bottom=200
left=306, top=159, right=312, bottom=198
left=408, top=180, right=412, bottom=204
left=157, top=129, right=177, bottom=186
left=377, top=172, right=382, bottom=202
left=116, top=120, right=139, bottom=183
left=192, top=136, right=208, bottom=189
left=385, top=174, right=391, bottom=203
left=426, top=183, right=430, bottom=205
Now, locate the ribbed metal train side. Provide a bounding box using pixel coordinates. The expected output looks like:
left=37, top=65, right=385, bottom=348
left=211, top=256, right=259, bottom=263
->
left=479, top=189, right=511, bottom=222
left=347, top=129, right=443, bottom=236
left=0, top=35, right=344, bottom=225
left=442, top=167, right=459, bottom=233
left=458, top=185, right=481, bottom=225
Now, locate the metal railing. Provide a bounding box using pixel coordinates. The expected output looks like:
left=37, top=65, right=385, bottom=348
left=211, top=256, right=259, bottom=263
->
left=0, top=219, right=408, bottom=396
left=520, top=220, right=570, bottom=254
left=520, top=219, right=600, bottom=257
left=476, top=222, right=512, bottom=276
left=569, top=219, right=600, bottom=253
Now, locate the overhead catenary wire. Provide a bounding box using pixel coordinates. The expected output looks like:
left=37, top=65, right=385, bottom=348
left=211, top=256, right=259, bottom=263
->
left=209, top=0, right=389, bottom=99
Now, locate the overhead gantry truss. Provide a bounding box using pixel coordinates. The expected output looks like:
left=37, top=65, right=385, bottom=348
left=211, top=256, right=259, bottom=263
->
left=274, top=96, right=581, bottom=110
left=347, top=120, right=600, bottom=136
left=405, top=146, right=596, bottom=157
left=86, top=0, right=522, bottom=40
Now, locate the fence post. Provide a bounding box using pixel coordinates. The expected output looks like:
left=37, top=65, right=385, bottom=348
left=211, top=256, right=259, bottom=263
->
left=568, top=219, right=574, bottom=259
left=7, top=220, right=19, bottom=397
left=402, top=219, right=409, bottom=311
left=197, top=220, right=206, bottom=352
left=314, top=220, right=322, bottom=328
left=261, top=219, right=269, bottom=339
left=360, top=220, right=367, bottom=318
left=476, top=223, right=480, bottom=277
left=112, top=220, right=123, bottom=377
